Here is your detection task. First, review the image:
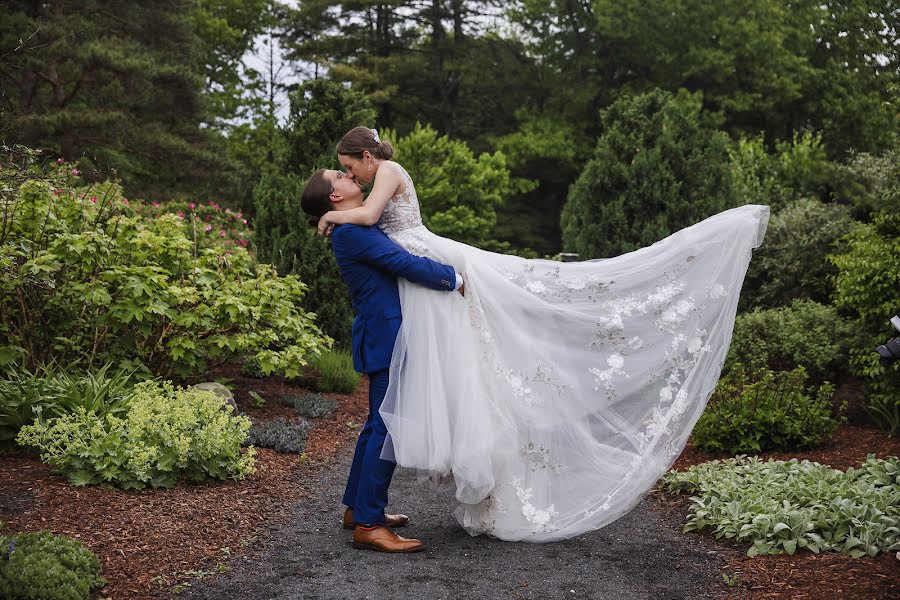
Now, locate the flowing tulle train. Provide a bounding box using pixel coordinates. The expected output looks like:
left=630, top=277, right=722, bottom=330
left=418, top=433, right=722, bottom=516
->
left=378, top=182, right=768, bottom=541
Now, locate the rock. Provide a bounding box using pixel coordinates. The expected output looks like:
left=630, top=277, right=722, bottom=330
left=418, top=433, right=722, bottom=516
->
left=192, top=382, right=239, bottom=414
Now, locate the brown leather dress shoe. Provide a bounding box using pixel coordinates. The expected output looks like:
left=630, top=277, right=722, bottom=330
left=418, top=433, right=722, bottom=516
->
left=352, top=525, right=424, bottom=553
left=342, top=507, right=409, bottom=530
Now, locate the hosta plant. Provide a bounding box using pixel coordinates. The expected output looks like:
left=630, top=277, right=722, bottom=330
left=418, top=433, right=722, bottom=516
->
left=16, top=380, right=255, bottom=489
left=662, top=455, right=900, bottom=557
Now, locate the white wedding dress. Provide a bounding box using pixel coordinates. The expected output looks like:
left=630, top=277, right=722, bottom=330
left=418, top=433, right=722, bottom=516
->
left=375, top=161, right=769, bottom=542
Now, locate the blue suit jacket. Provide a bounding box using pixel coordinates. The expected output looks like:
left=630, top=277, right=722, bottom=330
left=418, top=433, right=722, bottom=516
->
left=330, top=224, right=457, bottom=374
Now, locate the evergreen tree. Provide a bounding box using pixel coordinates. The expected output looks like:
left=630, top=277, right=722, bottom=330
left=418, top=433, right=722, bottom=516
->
left=0, top=0, right=224, bottom=199
left=561, top=89, right=737, bottom=258
left=253, top=79, right=375, bottom=345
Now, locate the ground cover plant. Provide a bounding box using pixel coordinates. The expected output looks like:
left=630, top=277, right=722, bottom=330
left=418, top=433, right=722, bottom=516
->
left=0, top=529, right=106, bottom=600
left=661, top=455, right=900, bottom=557
left=16, top=381, right=255, bottom=489
left=280, top=392, right=337, bottom=419
left=245, top=416, right=310, bottom=453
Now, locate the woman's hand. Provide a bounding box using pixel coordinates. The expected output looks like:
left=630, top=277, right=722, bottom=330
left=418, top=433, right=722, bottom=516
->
left=317, top=212, right=336, bottom=237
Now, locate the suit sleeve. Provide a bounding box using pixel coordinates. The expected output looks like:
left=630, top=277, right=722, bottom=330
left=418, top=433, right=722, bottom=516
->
left=333, top=226, right=457, bottom=292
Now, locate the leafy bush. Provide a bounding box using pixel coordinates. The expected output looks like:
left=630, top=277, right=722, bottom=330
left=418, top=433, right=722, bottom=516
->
left=240, top=355, right=265, bottom=379
left=561, top=89, right=738, bottom=258
left=135, top=199, right=253, bottom=252
left=281, top=392, right=337, bottom=419
left=830, top=213, right=900, bottom=434
left=16, top=381, right=255, bottom=489
left=740, top=198, right=856, bottom=310
left=692, top=368, right=839, bottom=454
left=724, top=300, right=857, bottom=384
left=0, top=364, right=133, bottom=449
left=661, top=455, right=900, bottom=557
left=729, top=132, right=832, bottom=212
left=388, top=123, right=530, bottom=248
left=308, top=349, right=359, bottom=393
left=0, top=157, right=330, bottom=378
left=245, top=417, right=310, bottom=453
left=0, top=530, right=106, bottom=599
left=831, top=139, right=900, bottom=220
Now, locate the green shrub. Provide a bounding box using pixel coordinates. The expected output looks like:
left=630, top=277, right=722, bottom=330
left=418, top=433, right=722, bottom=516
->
left=740, top=198, right=856, bottom=310
left=0, top=530, right=106, bottom=599
left=135, top=200, right=253, bottom=252
left=16, top=380, right=255, bottom=489
left=0, top=364, right=133, bottom=449
left=0, top=157, right=330, bottom=379
left=245, top=417, right=310, bottom=453
left=281, top=392, right=337, bottom=419
left=309, top=349, right=359, bottom=393
left=240, top=355, right=266, bottom=379
left=692, top=368, right=839, bottom=454
left=830, top=213, right=900, bottom=435
left=561, top=89, right=738, bottom=258
left=725, top=300, right=857, bottom=384
left=729, top=132, right=832, bottom=212
left=661, top=455, right=900, bottom=557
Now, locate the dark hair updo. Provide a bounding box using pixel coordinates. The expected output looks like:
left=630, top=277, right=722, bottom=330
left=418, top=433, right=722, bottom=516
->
left=300, top=168, right=334, bottom=226
left=336, top=126, right=394, bottom=160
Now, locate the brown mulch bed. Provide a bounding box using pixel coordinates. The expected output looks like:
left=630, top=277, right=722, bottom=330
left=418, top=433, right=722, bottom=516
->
left=0, top=364, right=369, bottom=598
left=654, top=382, right=900, bottom=600
left=1, top=369, right=898, bottom=599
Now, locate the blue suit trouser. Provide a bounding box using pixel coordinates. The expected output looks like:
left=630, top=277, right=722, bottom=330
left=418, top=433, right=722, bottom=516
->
left=342, top=369, right=396, bottom=526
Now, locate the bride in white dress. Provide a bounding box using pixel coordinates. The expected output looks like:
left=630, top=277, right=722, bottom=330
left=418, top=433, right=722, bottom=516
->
left=314, top=126, right=769, bottom=542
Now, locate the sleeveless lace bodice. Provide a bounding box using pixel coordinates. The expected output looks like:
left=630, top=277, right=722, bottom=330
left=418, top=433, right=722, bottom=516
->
left=376, top=162, right=425, bottom=235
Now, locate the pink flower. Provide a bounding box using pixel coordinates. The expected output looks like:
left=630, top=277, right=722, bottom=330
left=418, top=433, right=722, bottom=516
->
left=71, top=169, right=80, bottom=176
left=122, top=198, right=129, bottom=205
left=204, top=215, right=211, bottom=221
left=220, top=230, right=226, bottom=237
left=152, top=202, right=160, bottom=208
left=188, top=202, right=196, bottom=210
left=56, top=158, right=64, bottom=164
left=177, top=212, right=185, bottom=219
left=242, top=218, right=247, bottom=225
left=90, top=196, right=97, bottom=203
left=53, top=189, right=62, bottom=196
left=205, top=224, right=212, bottom=232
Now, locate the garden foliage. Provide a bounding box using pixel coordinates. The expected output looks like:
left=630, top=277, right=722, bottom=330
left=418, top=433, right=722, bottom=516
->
left=740, top=199, right=855, bottom=310
left=0, top=364, right=133, bottom=448
left=245, top=416, right=310, bottom=453
left=724, top=300, right=856, bottom=384
left=830, top=213, right=900, bottom=434
left=0, top=156, right=329, bottom=378
left=16, top=381, right=255, bottom=489
left=692, top=368, right=839, bottom=454
left=0, top=530, right=106, bottom=600
left=281, top=392, right=337, bottom=419
left=561, top=89, right=738, bottom=258
left=662, top=455, right=900, bottom=557
left=306, top=349, right=359, bottom=394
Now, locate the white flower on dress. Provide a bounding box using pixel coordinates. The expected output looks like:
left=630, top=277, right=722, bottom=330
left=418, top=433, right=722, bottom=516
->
left=526, top=280, right=548, bottom=294
left=607, top=353, right=625, bottom=369
left=687, top=337, right=703, bottom=354
left=659, top=386, right=673, bottom=402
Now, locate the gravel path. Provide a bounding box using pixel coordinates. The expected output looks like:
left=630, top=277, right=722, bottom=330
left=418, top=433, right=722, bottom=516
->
left=183, top=451, right=727, bottom=600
